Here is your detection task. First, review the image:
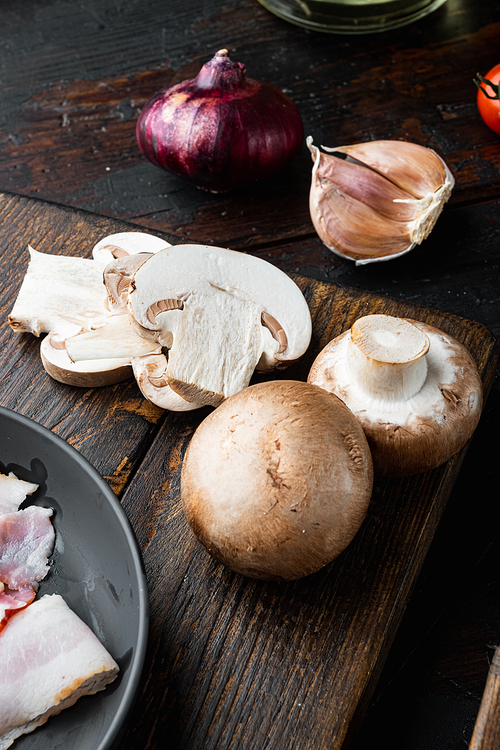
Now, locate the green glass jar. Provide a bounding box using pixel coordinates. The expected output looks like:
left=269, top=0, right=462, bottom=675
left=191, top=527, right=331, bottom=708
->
left=257, top=0, right=449, bottom=34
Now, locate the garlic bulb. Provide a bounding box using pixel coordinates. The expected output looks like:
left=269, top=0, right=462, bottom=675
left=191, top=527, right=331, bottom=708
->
left=307, top=137, right=455, bottom=266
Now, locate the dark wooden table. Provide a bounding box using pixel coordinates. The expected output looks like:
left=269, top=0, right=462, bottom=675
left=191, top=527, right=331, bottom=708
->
left=1, top=1, right=499, bottom=748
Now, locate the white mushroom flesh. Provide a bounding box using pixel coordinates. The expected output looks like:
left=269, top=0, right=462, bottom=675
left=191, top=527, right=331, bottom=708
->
left=132, top=353, right=202, bottom=411
left=39, top=321, right=133, bottom=386
left=165, top=283, right=266, bottom=406
left=346, top=315, right=430, bottom=403
left=92, top=231, right=171, bottom=264
left=313, top=318, right=476, bottom=428
left=8, top=247, right=108, bottom=336
left=103, top=253, right=155, bottom=314
left=128, top=244, right=312, bottom=407
left=64, top=314, right=161, bottom=362
left=40, top=331, right=132, bottom=383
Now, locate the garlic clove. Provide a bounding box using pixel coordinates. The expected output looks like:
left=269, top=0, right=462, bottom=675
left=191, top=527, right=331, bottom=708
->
left=310, top=179, right=415, bottom=263
left=308, top=138, right=420, bottom=224
left=325, top=139, right=454, bottom=200
left=307, top=137, right=454, bottom=265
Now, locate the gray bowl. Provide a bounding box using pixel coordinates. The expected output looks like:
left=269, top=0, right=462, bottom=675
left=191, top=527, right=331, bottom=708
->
left=0, top=406, right=148, bottom=750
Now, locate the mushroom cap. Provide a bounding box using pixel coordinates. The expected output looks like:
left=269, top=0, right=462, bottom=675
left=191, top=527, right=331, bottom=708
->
left=92, top=231, right=170, bottom=264
left=308, top=317, right=483, bottom=476
left=180, top=380, right=373, bottom=580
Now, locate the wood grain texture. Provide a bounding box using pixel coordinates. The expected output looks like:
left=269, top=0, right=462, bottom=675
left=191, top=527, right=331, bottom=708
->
left=0, top=191, right=497, bottom=748
left=1, top=0, right=500, bottom=251
left=470, top=646, right=500, bottom=750
left=117, top=275, right=498, bottom=750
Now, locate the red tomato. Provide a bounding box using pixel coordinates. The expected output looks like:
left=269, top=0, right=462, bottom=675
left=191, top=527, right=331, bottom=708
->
left=476, top=64, right=500, bottom=135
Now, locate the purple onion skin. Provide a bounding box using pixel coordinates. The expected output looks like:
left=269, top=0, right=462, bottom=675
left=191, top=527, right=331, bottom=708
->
left=136, top=50, right=304, bottom=192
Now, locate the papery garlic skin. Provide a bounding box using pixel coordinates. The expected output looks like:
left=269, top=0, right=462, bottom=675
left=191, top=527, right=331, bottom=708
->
left=307, top=137, right=454, bottom=266
left=329, top=139, right=454, bottom=200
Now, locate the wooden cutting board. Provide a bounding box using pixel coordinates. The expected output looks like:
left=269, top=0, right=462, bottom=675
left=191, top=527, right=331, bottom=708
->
left=0, top=191, right=497, bottom=750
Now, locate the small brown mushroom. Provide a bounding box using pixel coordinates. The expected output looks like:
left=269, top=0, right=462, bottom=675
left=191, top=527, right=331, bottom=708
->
left=308, top=314, right=483, bottom=476
left=180, top=380, right=373, bottom=581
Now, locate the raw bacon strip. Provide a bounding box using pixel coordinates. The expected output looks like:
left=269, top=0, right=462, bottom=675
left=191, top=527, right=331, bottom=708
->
left=0, top=506, right=55, bottom=590
left=0, top=586, right=35, bottom=633
left=0, top=594, right=120, bottom=749
left=0, top=473, right=38, bottom=516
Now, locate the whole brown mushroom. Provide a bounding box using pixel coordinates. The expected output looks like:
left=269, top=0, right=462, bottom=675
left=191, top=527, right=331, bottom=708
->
left=308, top=314, right=483, bottom=476
left=180, top=380, right=373, bottom=581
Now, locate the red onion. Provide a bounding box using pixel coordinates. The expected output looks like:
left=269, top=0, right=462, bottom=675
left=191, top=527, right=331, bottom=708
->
left=136, top=49, right=304, bottom=192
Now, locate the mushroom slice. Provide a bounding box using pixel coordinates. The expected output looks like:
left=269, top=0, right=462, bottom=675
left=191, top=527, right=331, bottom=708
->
left=163, top=283, right=265, bottom=406
left=132, top=354, right=203, bottom=412
left=40, top=325, right=133, bottom=388
left=127, top=244, right=312, bottom=407
left=92, top=231, right=171, bottom=264
left=8, top=247, right=109, bottom=336
left=308, top=314, right=483, bottom=476
left=103, top=254, right=155, bottom=314
left=64, top=314, right=161, bottom=362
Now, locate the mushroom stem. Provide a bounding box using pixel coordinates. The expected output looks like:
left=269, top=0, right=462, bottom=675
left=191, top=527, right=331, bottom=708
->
left=165, top=287, right=265, bottom=406
left=64, top=314, right=161, bottom=362
left=347, top=315, right=430, bottom=401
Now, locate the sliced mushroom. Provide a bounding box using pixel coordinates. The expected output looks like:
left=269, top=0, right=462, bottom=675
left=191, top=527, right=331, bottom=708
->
left=8, top=247, right=108, bottom=336
left=127, top=244, right=312, bottom=407
left=8, top=235, right=178, bottom=391
left=64, top=314, right=161, bottom=363
left=181, top=380, right=373, bottom=580
left=308, top=314, right=483, bottom=476
left=92, top=232, right=171, bottom=264
left=132, top=354, right=203, bottom=411
left=39, top=313, right=161, bottom=388
left=161, top=283, right=266, bottom=406
left=40, top=328, right=133, bottom=387
left=103, top=254, right=154, bottom=314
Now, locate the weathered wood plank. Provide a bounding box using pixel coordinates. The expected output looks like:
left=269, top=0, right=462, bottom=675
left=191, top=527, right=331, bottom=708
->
left=0, top=192, right=179, bottom=495
left=118, top=277, right=498, bottom=750
left=0, top=190, right=497, bottom=749
left=0, top=0, right=500, bottom=249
